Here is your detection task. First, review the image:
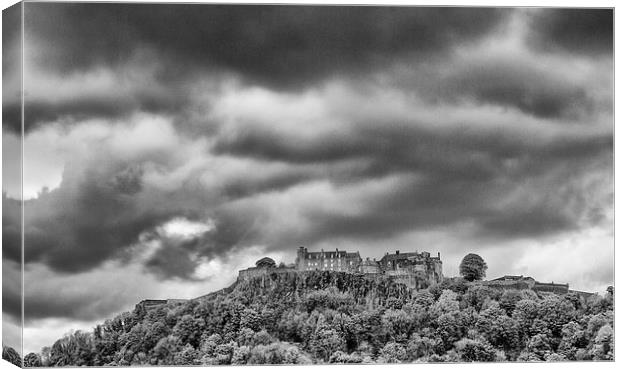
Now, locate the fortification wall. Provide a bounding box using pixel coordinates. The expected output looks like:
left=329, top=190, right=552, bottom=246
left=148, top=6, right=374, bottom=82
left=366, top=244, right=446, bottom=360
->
left=238, top=266, right=296, bottom=281
left=135, top=298, right=189, bottom=313
left=482, top=281, right=533, bottom=291
left=533, top=282, right=569, bottom=294
left=569, top=290, right=595, bottom=299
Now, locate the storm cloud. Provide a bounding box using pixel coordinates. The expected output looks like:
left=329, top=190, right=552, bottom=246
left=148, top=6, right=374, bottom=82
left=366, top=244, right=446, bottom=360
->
left=9, top=5, right=514, bottom=132
left=527, top=8, right=613, bottom=55
left=1, top=4, right=612, bottom=351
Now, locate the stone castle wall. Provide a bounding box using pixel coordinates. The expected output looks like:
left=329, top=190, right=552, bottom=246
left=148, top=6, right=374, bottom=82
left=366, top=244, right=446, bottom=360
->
left=532, top=282, right=569, bottom=294
left=478, top=277, right=571, bottom=296
left=238, top=266, right=296, bottom=281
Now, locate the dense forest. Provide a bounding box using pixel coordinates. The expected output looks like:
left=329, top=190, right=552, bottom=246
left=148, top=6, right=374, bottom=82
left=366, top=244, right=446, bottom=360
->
left=8, top=270, right=615, bottom=366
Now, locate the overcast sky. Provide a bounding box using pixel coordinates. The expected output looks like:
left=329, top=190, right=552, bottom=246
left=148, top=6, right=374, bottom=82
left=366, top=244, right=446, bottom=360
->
left=2, top=4, right=613, bottom=354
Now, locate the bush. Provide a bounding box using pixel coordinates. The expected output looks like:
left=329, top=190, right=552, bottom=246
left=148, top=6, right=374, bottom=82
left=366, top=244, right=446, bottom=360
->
left=453, top=338, right=496, bottom=362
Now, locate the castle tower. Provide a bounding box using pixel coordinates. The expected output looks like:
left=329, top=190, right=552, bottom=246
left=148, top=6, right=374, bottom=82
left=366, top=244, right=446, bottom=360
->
left=295, top=247, right=308, bottom=271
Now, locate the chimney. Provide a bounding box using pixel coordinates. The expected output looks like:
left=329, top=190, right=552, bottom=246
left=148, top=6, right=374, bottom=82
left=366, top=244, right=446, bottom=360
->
left=438, top=252, right=441, bottom=259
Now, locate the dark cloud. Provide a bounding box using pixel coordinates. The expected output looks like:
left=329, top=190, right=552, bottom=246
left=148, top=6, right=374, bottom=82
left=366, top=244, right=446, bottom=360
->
left=2, top=261, right=22, bottom=322
left=3, top=4, right=514, bottom=133
left=211, top=115, right=612, bottom=248
left=301, top=152, right=610, bottom=246
left=9, top=6, right=611, bottom=133
left=2, top=194, right=21, bottom=263
left=25, top=4, right=510, bottom=83
left=212, top=109, right=612, bottom=175
left=213, top=126, right=368, bottom=164
left=20, top=91, right=188, bottom=133
left=11, top=160, right=196, bottom=273
left=527, top=8, right=613, bottom=56
left=1, top=134, right=307, bottom=278
left=441, top=60, right=592, bottom=119
left=2, top=3, right=22, bottom=133
left=2, top=106, right=20, bottom=133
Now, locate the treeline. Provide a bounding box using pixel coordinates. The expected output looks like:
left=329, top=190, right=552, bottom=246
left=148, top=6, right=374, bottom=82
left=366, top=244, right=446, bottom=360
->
left=19, top=271, right=614, bottom=365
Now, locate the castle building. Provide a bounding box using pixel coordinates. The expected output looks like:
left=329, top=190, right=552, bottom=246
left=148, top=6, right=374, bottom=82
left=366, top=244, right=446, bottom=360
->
left=237, top=247, right=444, bottom=289
left=379, top=250, right=443, bottom=285
left=255, top=257, right=276, bottom=268
left=296, top=247, right=361, bottom=272
left=360, top=257, right=381, bottom=274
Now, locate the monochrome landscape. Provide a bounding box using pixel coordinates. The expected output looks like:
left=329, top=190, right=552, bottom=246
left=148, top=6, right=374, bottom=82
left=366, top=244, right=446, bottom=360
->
left=1, top=2, right=614, bottom=366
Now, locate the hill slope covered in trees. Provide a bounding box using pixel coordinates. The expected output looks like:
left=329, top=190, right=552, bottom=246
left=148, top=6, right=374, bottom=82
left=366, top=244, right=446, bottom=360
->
left=19, top=271, right=614, bottom=365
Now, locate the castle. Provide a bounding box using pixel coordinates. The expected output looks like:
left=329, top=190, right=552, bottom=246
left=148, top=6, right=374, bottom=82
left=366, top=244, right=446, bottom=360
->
left=238, top=247, right=443, bottom=289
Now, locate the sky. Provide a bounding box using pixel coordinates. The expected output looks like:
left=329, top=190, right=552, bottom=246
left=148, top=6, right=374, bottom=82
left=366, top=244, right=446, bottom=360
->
left=1, top=3, right=614, bottom=355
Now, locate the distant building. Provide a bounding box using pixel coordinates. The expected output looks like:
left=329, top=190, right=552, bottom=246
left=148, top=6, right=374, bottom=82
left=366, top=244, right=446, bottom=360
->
left=481, top=275, right=570, bottom=295
left=360, top=257, right=381, bottom=274
left=255, top=257, right=276, bottom=268
left=238, top=256, right=295, bottom=281
left=483, top=275, right=536, bottom=290
left=379, top=250, right=443, bottom=286
left=294, top=247, right=443, bottom=289
left=295, top=247, right=361, bottom=272
left=379, top=250, right=443, bottom=284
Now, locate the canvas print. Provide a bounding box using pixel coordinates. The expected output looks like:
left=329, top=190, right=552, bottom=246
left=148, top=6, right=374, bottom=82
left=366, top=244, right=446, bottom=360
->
left=1, top=2, right=614, bottom=366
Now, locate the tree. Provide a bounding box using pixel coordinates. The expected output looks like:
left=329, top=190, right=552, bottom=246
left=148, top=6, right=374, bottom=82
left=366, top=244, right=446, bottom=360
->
left=513, top=299, right=541, bottom=338
left=379, top=342, right=407, bottom=363
left=459, top=254, right=488, bottom=281
left=153, top=335, right=182, bottom=365
left=525, top=334, right=552, bottom=360
left=431, top=290, right=460, bottom=317
left=406, top=333, right=437, bottom=360
left=239, top=308, right=262, bottom=331
left=558, top=321, right=588, bottom=360
left=464, top=285, right=495, bottom=312
left=537, top=295, right=576, bottom=337
left=499, top=290, right=522, bottom=316
left=2, top=346, right=21, bottom=367
left=172, top=314, right=205, bottom=347
left=453, top=338, right=497, bottom=362
left=590, top=324, right=613, bottom=360
left=231, top=345, right=251, bottom=364
left=310, top=325, right=345, bottom=362
left=174, top=343, right=199, bottom=365
left=381, top=309, right=415, bottom=342
left=24, top=353, right=42, bottom=367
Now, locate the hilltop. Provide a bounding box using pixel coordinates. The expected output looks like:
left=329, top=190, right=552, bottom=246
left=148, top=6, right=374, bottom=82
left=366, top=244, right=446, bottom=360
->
left=18, top=267, right=614, bottom=366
